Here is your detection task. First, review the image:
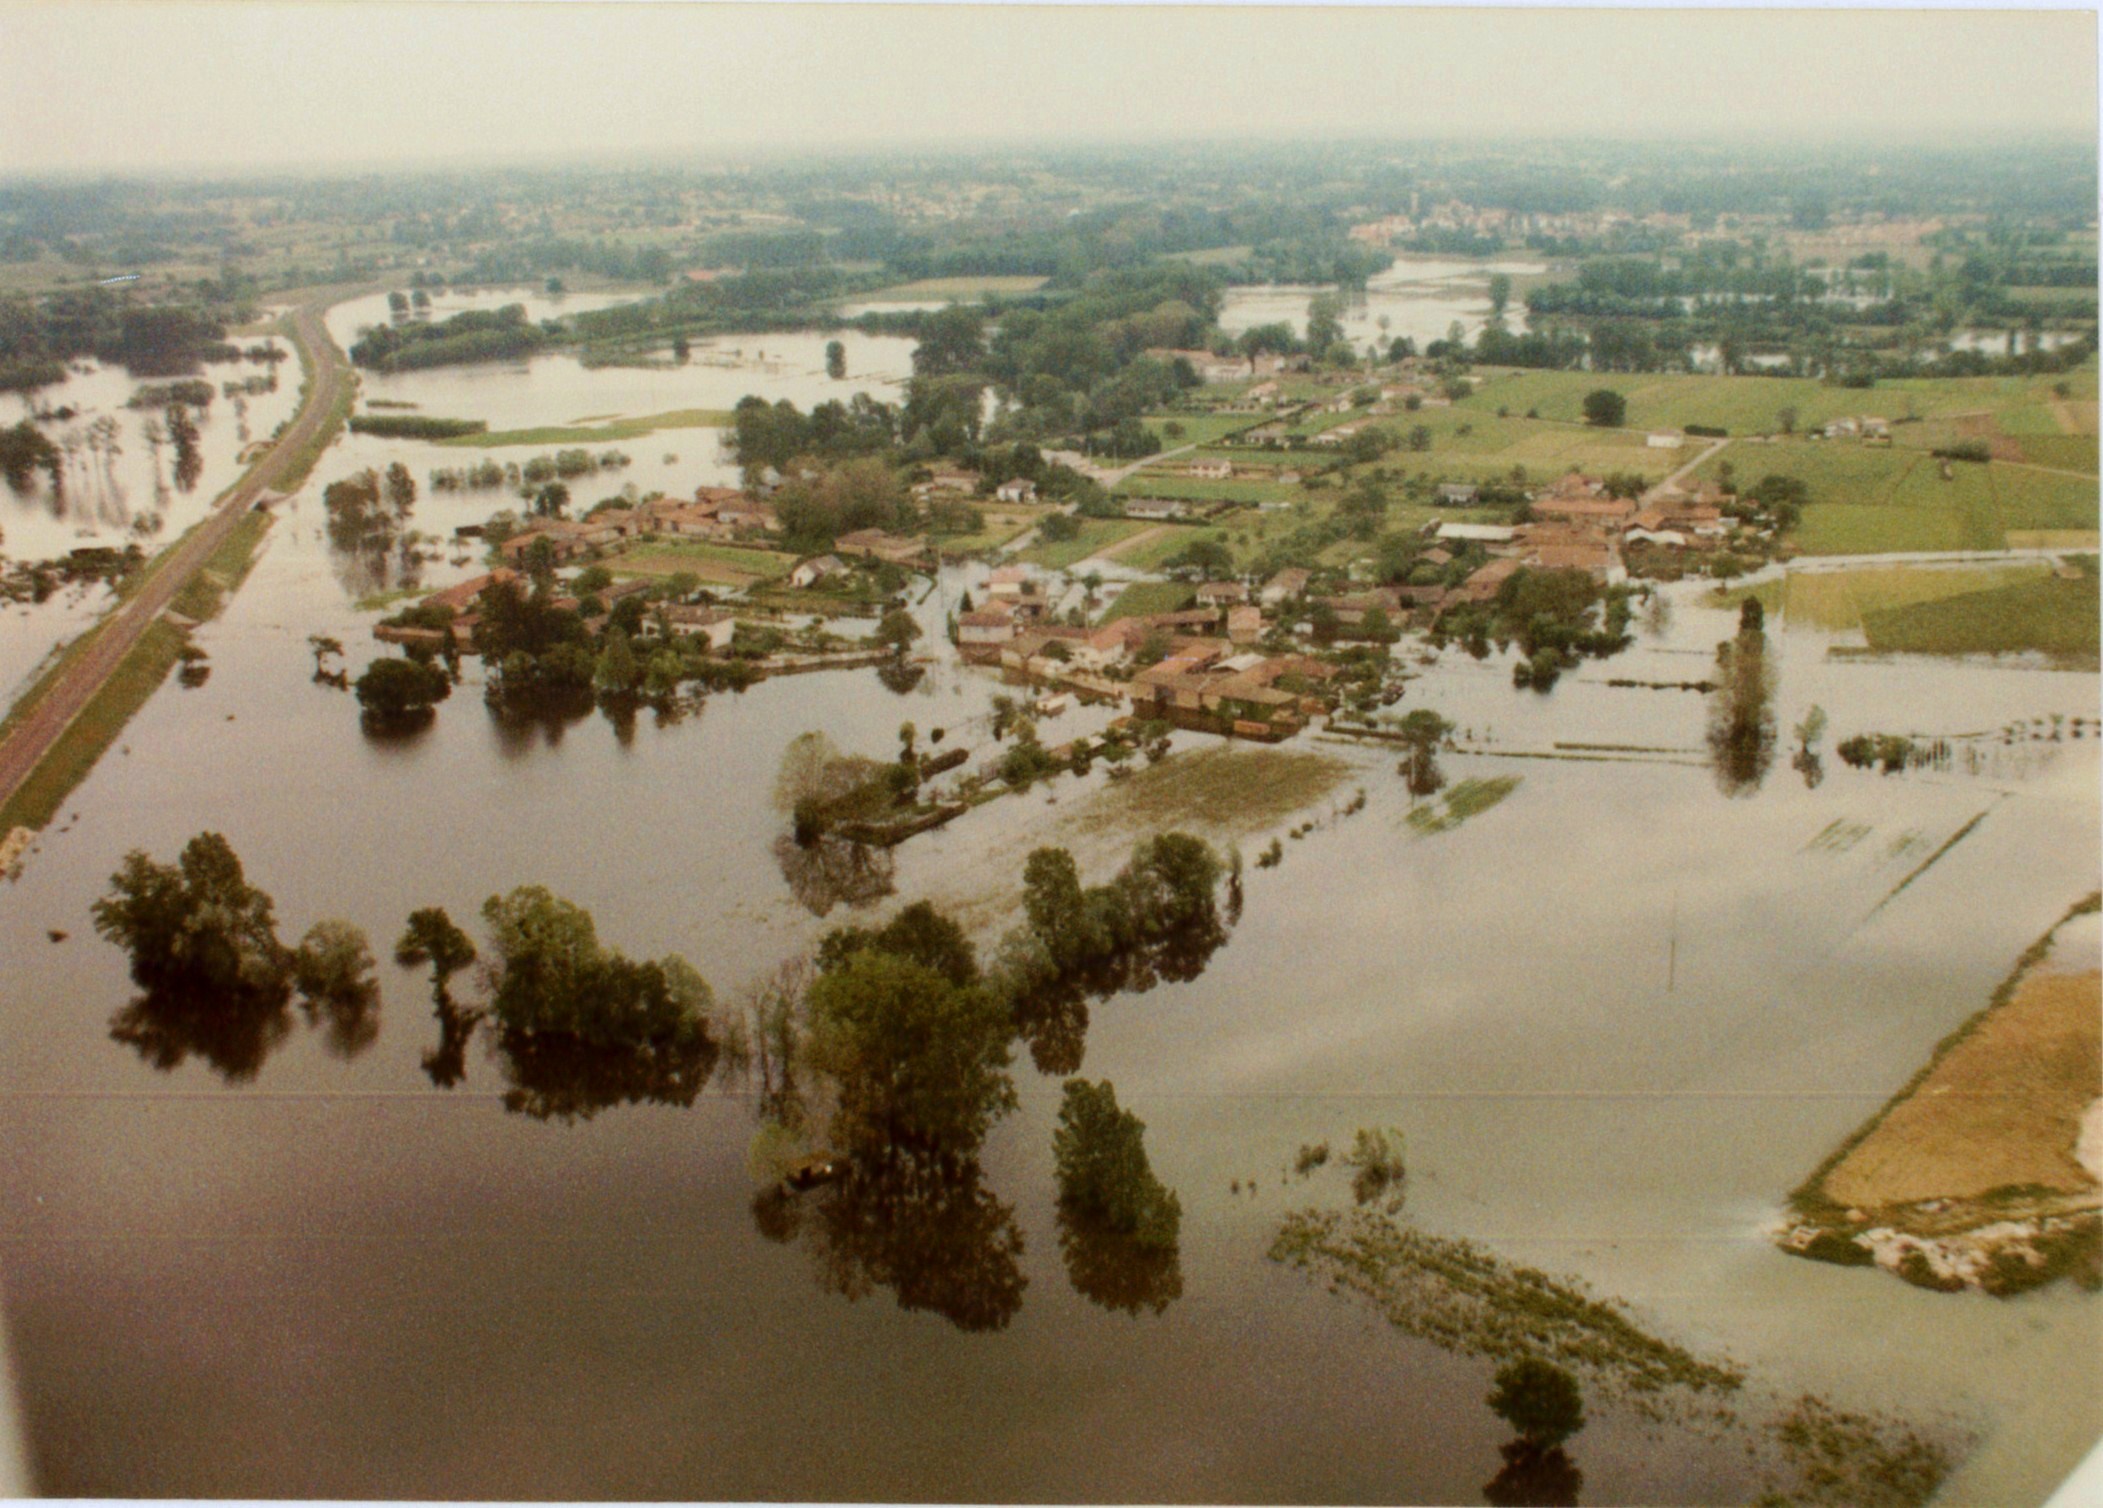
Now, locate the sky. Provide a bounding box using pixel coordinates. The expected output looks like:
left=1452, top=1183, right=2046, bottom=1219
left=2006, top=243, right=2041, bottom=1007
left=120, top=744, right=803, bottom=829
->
left=0, top=2, right=2095, bottom=177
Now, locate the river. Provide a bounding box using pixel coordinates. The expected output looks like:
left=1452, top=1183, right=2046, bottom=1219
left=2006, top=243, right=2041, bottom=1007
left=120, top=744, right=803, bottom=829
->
left=0, top=293, right=2097, bottom=1504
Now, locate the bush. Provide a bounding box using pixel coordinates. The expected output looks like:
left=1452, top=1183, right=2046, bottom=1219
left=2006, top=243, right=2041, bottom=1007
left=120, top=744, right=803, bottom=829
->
left=355, top=655, right=452, bottom=726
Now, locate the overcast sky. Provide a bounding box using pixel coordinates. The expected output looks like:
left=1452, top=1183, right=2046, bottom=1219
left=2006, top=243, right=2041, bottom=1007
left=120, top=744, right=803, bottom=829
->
left=1, top=2, right=2095, bottom=177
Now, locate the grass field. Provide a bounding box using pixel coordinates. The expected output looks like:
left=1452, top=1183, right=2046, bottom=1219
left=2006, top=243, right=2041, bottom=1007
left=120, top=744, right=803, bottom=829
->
left=1819, top=963, right=2098, bottom=1211
left=1099, top=580, right=1197, bottom=622
left=1019, top=517, right=1151, bottom=570
left=1767, top=562, right=2051, bottom=631
left=1065, top=746, right=1352, bottom=842
left=437, top=408, right=736, bottom=449
left=864, top=275, right=1049, bottom=300
left=1859, top=571, right=2100, bottom=663
left=1142, top=412, right=1264, bottom=448
left=610, top=540, right=795, bottom=585
left=1691, top=440, right=2100, bottom=554
left=1458, top=362, right=2099, bottom=439
left=933, top=504, right=1039, bottom=557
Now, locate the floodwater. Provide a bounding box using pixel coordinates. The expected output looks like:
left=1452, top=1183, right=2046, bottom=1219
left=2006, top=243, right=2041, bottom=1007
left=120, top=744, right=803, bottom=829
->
left=1, top=313, right=2100, bottom=1503
left=1216, top=258, right=1546, bottom=353
left=0, top=335, right=299, bottom=699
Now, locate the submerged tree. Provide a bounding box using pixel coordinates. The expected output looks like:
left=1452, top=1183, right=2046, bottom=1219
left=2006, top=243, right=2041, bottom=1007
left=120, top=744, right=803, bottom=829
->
left=1488, top=1357, right=1587, bottom=1447
left=93, top=833, right=367, bottom=1081
left=1396, top=709, right=1454, bottom=799
left=1707, top=599, right=1777, bottom=797
left=1051, top=1079, right=1183, bottom=1317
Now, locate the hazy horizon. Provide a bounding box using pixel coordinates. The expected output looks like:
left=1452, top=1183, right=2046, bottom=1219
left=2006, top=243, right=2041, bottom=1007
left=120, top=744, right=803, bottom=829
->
left=2, top=2, right=2095, bottom=178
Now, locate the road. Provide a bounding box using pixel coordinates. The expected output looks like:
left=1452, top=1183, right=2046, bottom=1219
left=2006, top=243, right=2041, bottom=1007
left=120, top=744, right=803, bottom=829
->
left=0, top=294, right=353, bottom=826
left=1644, top=437, right=1730, bottom=501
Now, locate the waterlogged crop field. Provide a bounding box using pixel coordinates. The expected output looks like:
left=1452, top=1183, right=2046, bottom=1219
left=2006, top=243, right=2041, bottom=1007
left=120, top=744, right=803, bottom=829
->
left=1692, top=442, right=2099, bottom=554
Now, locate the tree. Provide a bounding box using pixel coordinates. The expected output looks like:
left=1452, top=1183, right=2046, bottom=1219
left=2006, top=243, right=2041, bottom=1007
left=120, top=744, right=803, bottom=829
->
left=395, top=906, right=477, bottom=989
left=874, top=608, right=921, bottom=652
left=1487, top=273, right=1513, bottom=321
left=1487, top=1358, right=1586, bottom=1447
left=354, top=655, right=452, bottom=726
left=1776, top=405, right=1799, bottom=436
left=804, top=949, right=1016, bottom=1156
left=672, top=333, right=691, bottom=362
left=1581, top=389, right=1627, bottom=428
left=92, top=832, right=289, bottom=996
left=1023, top=847, right=1099, bottom=971
left=825, top=339, right=847, bottom=380
left=1039, top=511, right=1081, bottom=543
left=594, top=626, right=640, bottom=696
left=1052, top=1079, right=1181, bottom=1250
left=480, top=886, right=714, bottom=1050
left=291, top=919, right=380, bottom=1059
left=383, top=461, right=417, bottom=514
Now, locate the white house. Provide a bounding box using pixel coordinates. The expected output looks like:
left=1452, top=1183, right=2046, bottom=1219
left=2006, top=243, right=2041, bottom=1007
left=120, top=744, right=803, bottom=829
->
left=789, top=554, right=844, bottom=589
left=995, top=479, right=1037, bottom=504
left=1646, top=431, right=1685, bottom=449
left=1189, top=460, right=1233, bottom=480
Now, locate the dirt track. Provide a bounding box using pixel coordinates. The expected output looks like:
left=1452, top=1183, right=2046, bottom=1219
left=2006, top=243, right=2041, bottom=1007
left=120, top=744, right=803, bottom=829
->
left=0, top=296, right=353, bottom=826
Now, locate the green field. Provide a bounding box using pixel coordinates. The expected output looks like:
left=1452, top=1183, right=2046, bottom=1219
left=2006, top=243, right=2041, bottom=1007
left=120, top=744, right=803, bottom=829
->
left=1142, top=412, right=1264, bottom=448
left=1692, top=441, right=2100, bottom=554
left=864, top=275, right=1049, bottom=300
left=1458, top=363, right=2099, bottom=440
left=437, top=407, right=736, bottom=449
left=1758, top=563, right=2053, bottom=631
left=610, top=540, right=795, bottom=584
left=932, top=505, right=1039, bottom=557
left=1099, top=581, right=1197, bottom=623
left=1020, top=517, right=1152, bottom=570
left=1859, top=571, right=2099, bottom=663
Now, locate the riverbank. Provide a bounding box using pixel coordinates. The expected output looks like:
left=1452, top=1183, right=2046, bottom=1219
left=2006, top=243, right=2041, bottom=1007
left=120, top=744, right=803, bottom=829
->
left=1777, top=893, right=2103, bottom=1294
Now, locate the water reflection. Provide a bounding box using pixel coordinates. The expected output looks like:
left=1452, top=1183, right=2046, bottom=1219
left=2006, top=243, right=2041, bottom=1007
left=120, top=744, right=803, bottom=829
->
left=1056, top=1205, right=1184, bottom=1318
left=422, top=994, right=478, bottom=1090
left=490, top=1023, right=719, bottom=1123
left=1483, top=1440, right=1584, bottom=1507
left=768, top=1147, right=1028, bottom=1333
left=1008, top=915, right=1228, bottom=1076
left=108, top=978, right=295, bottom=1083
left=772, top=832, right=897, bottom=917
left=485, top=686, right=597, bottom=753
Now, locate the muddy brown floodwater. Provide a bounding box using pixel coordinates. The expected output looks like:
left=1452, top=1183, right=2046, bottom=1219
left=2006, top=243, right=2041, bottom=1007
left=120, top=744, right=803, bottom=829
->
left=1, top=309, right=2098, bottom=1504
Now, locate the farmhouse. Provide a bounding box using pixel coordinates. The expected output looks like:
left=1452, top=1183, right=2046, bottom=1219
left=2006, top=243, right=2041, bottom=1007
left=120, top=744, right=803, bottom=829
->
left=1436, top=483, right=1481, bottom=506
left=1195, top=580, right=1250, bottom=607
left=1125, top=497, right=1187, bottom=522
left=995, top=479, right=1037, bottom=504
left=1646, top=431, right=1684, bottom=449
left=1189, top=460, right=1233, bottom=480
left=788, top=554, right=845, bottom=589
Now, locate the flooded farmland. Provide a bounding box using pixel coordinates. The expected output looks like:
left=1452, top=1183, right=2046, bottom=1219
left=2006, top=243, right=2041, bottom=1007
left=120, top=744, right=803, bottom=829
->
left=1, top=283, right=2099, bottom=1505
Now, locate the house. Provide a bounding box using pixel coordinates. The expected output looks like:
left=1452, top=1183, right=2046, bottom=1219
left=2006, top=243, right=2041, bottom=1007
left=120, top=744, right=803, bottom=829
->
left=1450, top=557, right=1524, bottom=605
left=1437, top=483, right=1481, bottom=506
left=788, top=554, right=845, bottom=589
left=1435, top=522, right=1517, bottom=545
left=1522, top=538, right=1624, bottom=584
left=995, top=479, right=1037, bottom=504
left=1125, top=497, right=1186, bottom=522
left=1190, top=460, right=1233, bottom=480
left=424, top=569, right=520, bottom=615
left=1646, top=431, right=1685, bottom=449
left=985, top=566, right=1037, bottom=600
left=497, top=524, right=589, bottom=566
left=1311, top=422, right=1366, bottom=447
left=1246, top=381, right=1280, bottom=405
left=657, top=604, right=736, bottom=650
left=1531, top=495, right=1638, bottom=529
left=1226, top=604, right=1264, bottom=644
left=958, top=604, right=1020, bottom=659
left=717, top=498, right=779, bottom=532
left=1196, top=580, right=1250, bottom=607
left=1129, top=652, right=1318, bottom=741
